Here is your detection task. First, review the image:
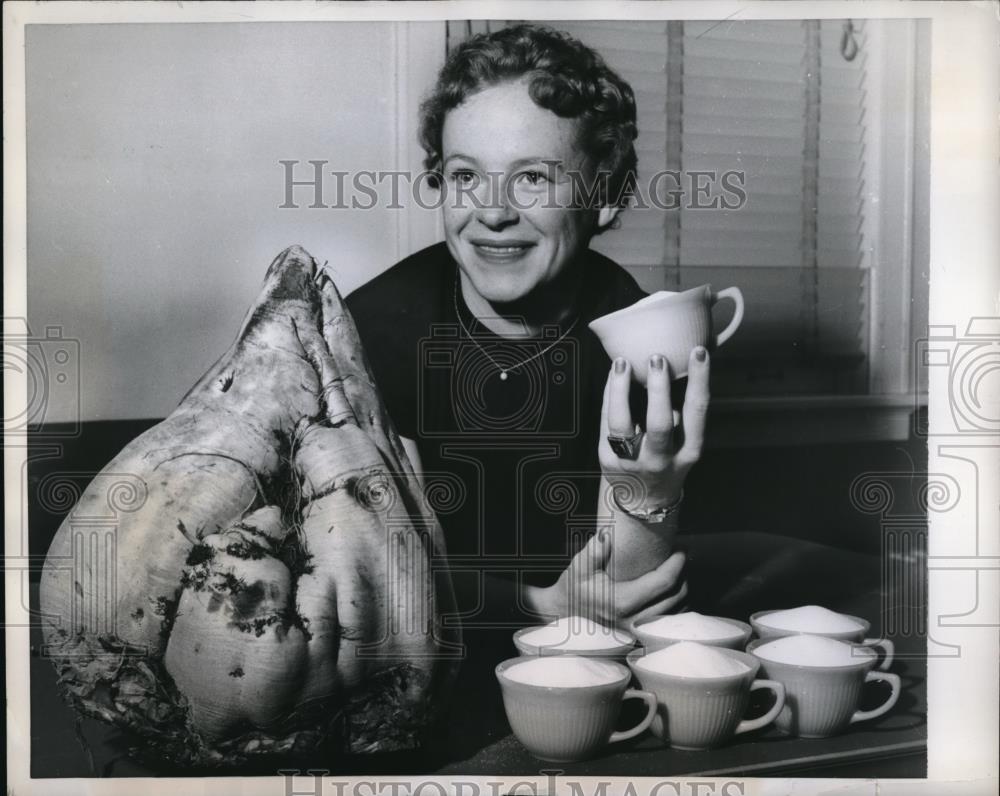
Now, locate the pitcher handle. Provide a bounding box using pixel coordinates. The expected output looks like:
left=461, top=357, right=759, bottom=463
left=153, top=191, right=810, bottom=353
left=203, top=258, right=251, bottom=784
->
left=850, top=671, right=901, bottom=725
left=734, top=679, right=786, bottom=736
left=711, top=287, right=745, bottom=347
left=608, top=689, right=657, bottom=744
left=862, top=637, right=895, bottom=671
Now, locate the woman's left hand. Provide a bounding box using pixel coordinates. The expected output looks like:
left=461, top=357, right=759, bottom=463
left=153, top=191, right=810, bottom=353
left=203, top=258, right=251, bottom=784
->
left=598, top=346, right=711, bottom=512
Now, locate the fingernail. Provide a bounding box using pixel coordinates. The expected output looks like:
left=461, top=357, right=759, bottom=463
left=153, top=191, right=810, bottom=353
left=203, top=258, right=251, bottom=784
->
left=650, top=354, right=665, bottom=371
left=614, top=358, right=627, bottom=374
left=694, top=346, right=707, bottom=362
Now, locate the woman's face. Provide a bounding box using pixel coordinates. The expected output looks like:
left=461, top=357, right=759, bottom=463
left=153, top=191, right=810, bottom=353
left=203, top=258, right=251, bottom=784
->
left=440, top=79, right=614, bottom=307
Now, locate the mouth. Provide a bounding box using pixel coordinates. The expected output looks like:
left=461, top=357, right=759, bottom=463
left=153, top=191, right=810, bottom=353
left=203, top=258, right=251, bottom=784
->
left=469, top=239, right=536, bottom=261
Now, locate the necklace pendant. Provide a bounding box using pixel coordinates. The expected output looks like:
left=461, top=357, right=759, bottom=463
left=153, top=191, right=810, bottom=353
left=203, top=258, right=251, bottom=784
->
left=499, top=370, right=508, bottom=381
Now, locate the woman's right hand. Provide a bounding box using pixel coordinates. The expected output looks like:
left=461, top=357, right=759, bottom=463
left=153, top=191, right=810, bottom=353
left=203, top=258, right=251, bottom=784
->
left=526, top=530, right=688, bottom=629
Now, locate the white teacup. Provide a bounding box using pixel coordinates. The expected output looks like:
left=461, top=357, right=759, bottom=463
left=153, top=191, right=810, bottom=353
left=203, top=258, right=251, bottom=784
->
left=747, top=636, right=901, bottom=738
left=588, top=285, right=744, bottom=384
left=496, top=656, right=657, bottom=762
left=626, top=645, right=785, bottom=750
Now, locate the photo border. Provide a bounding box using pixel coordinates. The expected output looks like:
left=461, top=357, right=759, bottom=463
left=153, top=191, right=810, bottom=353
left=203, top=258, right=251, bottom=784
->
left=5, top=1, right=998, bottom=794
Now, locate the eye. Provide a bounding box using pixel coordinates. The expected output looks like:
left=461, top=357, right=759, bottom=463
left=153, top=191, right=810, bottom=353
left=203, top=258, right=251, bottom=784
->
left=447, top=169, right=478, bottom=187
left=516, top=169, right=549, bottom=186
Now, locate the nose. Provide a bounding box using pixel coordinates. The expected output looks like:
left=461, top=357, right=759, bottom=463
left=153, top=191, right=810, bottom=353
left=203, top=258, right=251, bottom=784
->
left=475, top=184, right=520, bottom=229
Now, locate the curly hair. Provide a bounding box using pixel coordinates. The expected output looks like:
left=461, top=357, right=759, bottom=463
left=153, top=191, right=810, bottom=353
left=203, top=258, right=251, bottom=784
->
left=418, top=24, right=639, bottom=209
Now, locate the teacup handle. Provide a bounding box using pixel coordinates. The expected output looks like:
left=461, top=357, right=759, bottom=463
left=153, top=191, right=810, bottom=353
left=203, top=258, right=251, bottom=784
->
left=861, top=637, right=895, bottom=671
left=608, top=689, right=657, bottom=745
left=734, top=679, right=786, bottom=736
left=711, top=287, right=745, bottom=347
left=850, top=671, right=901, bottom=725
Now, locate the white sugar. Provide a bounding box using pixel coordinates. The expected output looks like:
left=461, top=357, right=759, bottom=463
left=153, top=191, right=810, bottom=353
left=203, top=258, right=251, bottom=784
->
left=521, top=616, right=633, bottom=650
left=638, top=612, right=742, bottom=641
left=504, top=656, right=623, bottom=688
left=754, top=635, right=874, bottom=667
left=757, top=605, right=864, bottom=634
left=636, top=641, right=750, bottom=678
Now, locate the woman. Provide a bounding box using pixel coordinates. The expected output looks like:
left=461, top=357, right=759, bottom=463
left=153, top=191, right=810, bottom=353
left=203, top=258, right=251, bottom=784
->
left=347, top=25, right=706, bottom=645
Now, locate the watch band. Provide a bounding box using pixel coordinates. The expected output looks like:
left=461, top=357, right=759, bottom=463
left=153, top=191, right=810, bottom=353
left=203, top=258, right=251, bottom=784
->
left=612, top=488, right=684, bottom=523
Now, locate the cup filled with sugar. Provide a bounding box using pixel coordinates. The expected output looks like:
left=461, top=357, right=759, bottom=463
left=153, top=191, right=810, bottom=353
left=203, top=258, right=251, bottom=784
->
left=747, top=634, right=901, bottom=738
left=749, top=605, right=894, bottom=671
left=513, top=615, right=637, bottom=661
left=626, top=641, right=785, bottom=750
left=632, top=611, right=752, bottom=651
left=496, top=655, right=657, bottom=762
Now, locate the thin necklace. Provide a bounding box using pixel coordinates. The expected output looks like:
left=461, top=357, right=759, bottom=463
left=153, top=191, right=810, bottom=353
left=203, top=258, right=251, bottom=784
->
left=452, top=274, right=579, bottom=381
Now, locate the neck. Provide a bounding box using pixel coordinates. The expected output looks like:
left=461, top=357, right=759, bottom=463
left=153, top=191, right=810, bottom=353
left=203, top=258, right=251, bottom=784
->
left=458, top=267, right=584, bottom=338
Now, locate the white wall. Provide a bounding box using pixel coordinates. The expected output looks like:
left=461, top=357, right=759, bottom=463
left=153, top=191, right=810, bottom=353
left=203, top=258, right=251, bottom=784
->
left=26, top=21, right=444, bottom=422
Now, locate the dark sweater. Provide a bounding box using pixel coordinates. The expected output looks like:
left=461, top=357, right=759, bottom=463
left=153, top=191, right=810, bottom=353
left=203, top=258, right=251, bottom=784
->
left=346, top=241, right=646, bottom=620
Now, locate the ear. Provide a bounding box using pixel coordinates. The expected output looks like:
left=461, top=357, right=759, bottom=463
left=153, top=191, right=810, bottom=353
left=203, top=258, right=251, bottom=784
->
left=596, top=205, right=621, bottom=231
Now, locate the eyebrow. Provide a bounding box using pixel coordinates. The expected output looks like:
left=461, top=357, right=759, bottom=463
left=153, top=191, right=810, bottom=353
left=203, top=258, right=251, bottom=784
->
left=442, top=154, right=567, bottom=171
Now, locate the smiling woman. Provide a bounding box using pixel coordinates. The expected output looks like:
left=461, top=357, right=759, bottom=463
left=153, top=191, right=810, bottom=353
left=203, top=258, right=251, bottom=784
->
left=346, top=24, right=704, bottom=646
left=440, top=79, right=613, bottom=328
left=418, top=26, right=638, bottom=333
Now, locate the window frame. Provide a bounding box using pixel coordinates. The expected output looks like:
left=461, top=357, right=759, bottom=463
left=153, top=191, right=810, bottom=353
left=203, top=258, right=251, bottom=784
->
left=708, top=19, right=930, bottom=447
left=709, top=18, right=929, bottom=446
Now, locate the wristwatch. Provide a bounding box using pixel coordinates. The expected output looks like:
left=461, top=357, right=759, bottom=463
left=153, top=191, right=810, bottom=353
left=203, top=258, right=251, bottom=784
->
left=612, top=489, right=684, bottom=523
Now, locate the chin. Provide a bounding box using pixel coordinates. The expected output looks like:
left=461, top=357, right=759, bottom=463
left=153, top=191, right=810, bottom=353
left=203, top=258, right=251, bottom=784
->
left=468, top=272, right=535, bottom=306
left=462, top=256, right=541, bottom=305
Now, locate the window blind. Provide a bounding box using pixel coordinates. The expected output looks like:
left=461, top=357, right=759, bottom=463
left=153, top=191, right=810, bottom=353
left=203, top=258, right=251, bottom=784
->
left=448, top=20, right=872, bottom=396
left=554, top=21, right=673, bottom=278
